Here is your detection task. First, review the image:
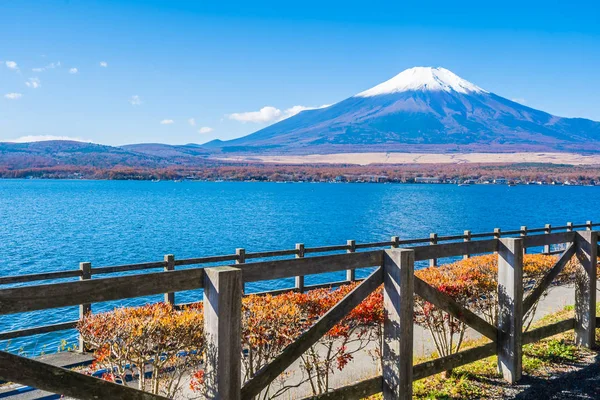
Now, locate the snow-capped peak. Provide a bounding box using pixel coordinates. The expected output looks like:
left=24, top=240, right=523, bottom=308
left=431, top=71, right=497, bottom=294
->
left=355, top=67, right=487, bottom=97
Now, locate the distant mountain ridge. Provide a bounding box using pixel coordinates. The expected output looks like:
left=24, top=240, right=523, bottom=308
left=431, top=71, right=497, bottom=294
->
left=0, top=141, right=212, bottom=170
left=207, top=67, right=600, bottom=154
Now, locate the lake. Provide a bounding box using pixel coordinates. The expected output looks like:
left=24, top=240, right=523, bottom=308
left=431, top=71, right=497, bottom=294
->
left=1, top=179, right=598, bottom=355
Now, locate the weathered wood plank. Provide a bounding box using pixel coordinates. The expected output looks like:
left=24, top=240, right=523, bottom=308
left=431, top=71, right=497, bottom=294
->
left=522, top=231, right=574, bottom=249
left=382, top=249, right=414, bottom=400
left=0, top=320, right=78, bottom=340
left=204, top=266, right=242, bottom=400
left=412, top=239, right=497, bottom=261
left=413, top=342, right=496, bottom=380
left=0, top=269, right=82, bottom=285
left=239, top=251, right=383, bottom=283
left=355, top=241, right=395, bottom=249
left=429, top=233, right=438, bottom=267
left=91, top=261, right=167, bottom=275
left=0, top=350, right=168, bottom=400
left=174, top=254, right=238, bottom=266
left=574, top=231, right=597, bottom=347
left=304, top=244, right=350, bottom=253
left=300, top=376, right=383, bottom=399
left=163, top=255, right=175, bottom=305
left=295, top=243, right=305, bottom=291
left=241, top=267, right=384, bottom=400
left=523, top=244, right=575, bottom=313
left=523, top=319, right=575, bottom=345
left=347, top=240, right=356, bottom=281
left=0, top=268, right=205, bottom=315
left=414, top=277, right=497, bottom=341
left=497, top=238, right=524, bottom=384
left=79, top=262, right=92, bottom=352
left=245, top=249, right=298, bottom=259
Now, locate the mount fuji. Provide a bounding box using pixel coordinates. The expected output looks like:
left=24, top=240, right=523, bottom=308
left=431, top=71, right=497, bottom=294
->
left=207, top=67, right=600, bottom=154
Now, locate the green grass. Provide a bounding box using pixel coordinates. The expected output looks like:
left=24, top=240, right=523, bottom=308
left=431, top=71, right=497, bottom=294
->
left=367, top=303, right=600, bottom=399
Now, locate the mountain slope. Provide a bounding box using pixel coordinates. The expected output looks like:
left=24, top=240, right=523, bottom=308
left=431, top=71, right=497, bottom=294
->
left=212, top=67, right=600, bottom=154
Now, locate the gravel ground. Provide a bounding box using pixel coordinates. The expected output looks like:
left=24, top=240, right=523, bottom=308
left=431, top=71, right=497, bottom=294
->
left=505, top=352, right=600, bottom=400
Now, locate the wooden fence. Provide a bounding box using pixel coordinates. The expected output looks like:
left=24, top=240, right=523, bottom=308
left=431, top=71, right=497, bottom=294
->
left=0, top=221, right=597, bottom=399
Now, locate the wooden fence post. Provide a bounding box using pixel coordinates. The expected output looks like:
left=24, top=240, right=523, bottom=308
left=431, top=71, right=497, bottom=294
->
left=382, top=249, right=414, bottom=400
left=586, top=220, right=593, bottom=231
left=204, top=266, right=243, bottom=400
left=463, top=230, right=471, bottom=260
left=543, top=224, right=552, bottom=254
left=497, top=238, right=523, bottom=384
left=346, top=240, right=356, bottom=282
left=429, top=233, right=438, bottom=267
left=391, top=236, right=400, bottom=249
left=236, top=248, right=245, bottom=265
left=520, top=226, right=527, bottom=254
left=78, top=262, right=91, bottom=353
left=574, top=230, right=597, bottom=348
left=295, top=243, right=305, bottom=292
left=566, top=222, right=573, bottom=232
left=164, top=254, right=175, bottom=305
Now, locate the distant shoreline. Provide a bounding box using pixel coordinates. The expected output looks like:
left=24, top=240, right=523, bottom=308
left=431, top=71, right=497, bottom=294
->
left=3, top=155, right=600, bottom=185
left=214, top=151, right=600, bottom=166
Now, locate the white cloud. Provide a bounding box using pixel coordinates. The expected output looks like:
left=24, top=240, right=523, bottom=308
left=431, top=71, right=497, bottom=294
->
left=228, top=106, right=283, bottom=123
left=5, top=61, right=18, bottom=70
left=25, top=77, right=41, bottom=89
left=198, top=127, right=213, bottom=134
left=188, top=118, right=196, bottom=126
left=129, top=95, right=142, bottom=106
left=69, top=67, right=78, bottom=74
left=511, top=98, right=526, bottom=104
left=32, top=61, right=61, bottom=72
left=4, top=93, right=23, bottom=100
left=99, top=61, right=108, bottom=67
left=4, top=135, right=92, bottom=143
left=160, top=119, right=174, bottom=125
left=228, top=104, right=331, bottom=123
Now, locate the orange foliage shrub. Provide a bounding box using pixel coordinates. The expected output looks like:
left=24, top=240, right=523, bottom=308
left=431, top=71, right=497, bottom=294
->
left=78, top=303, right=206, bottom=398
left=414, top=252, right=578, bottom=362
left=293, top=283, right=384, bottom=395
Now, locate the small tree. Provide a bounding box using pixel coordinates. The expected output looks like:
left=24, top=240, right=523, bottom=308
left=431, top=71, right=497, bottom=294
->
left=414, top=252, right=579, bottom=372
left=78, top=303, right=206, bottom=398
left=294, top=283, right=384, bottom=395
left=241, top=291, right=308, bottom=399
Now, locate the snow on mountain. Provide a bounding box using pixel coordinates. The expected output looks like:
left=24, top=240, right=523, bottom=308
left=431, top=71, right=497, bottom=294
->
left=209, top=67, right=600, bottom=154
left=355, top=67, right=487, bottom=97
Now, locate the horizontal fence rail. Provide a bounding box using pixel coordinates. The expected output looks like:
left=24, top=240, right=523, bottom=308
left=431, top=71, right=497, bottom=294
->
left=0, top=221, right=596, bottom=286
left=0, top=221, right=597, bottom=400
left=0, top=222, right=594, bottom=343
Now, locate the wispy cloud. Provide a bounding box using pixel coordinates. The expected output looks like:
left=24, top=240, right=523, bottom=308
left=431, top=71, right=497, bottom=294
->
left=4, top=93, right=23, bottom=100
left=69, top=67, right=78, bottom=74
left=25, top=77, right=41, bottom=89
left=5, top=61, right=18, bottom=70
left=188, top=118, right=196, bottom=126
left=129, top=95, right=142, bottom=106
left=160, top=119, right=174, bottom=125
left=99, top=61, right=108, bottom=67
left=32, top=61, right=60, bottom=72
left=198, top=127, right=213, bottom=134
left=511, top=98, right=526, bottom=104
left=5, top=135, right=92, bottom=143
left=228, top=104, right=330, bottom=123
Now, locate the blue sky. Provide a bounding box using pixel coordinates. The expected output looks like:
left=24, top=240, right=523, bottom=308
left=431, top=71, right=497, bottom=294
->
left=1, top=0, right=600, bottom=146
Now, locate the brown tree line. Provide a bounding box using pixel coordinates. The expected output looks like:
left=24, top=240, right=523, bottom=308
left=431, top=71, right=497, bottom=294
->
left=2, top=162, right=600, bottom=183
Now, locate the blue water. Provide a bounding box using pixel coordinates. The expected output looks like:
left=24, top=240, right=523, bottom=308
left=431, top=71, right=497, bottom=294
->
left=1, top=179, right=599, bottom=355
